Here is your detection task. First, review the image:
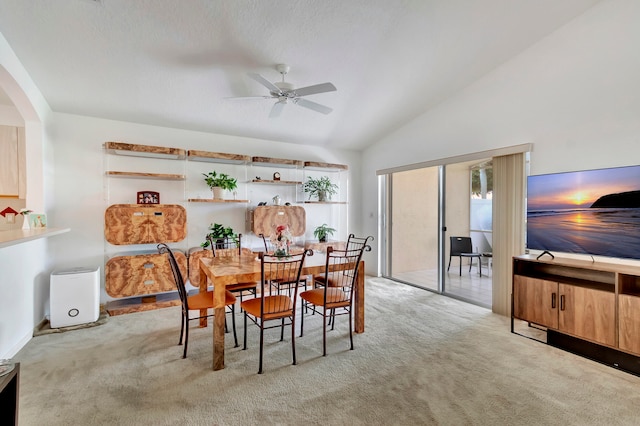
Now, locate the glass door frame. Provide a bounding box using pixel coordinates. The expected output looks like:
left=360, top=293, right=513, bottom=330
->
left=379, top=158, right=495, bottom=308
left=379, top=165, right=445, bottom=294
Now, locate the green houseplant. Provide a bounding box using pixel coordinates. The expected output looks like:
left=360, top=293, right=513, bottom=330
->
left=313, top=223, right=336, bottom=242
left=202, top=171, right=238, bottom=199
left=303, top=176, right=338, bottom=201
left=201, top=223, right=237, bottom=248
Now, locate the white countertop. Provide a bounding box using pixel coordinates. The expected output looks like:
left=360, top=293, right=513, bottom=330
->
left=0, top=228, right=71, bottom=249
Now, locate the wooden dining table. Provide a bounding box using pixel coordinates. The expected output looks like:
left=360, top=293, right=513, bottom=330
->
left=199, top=251, right=366, bottom=371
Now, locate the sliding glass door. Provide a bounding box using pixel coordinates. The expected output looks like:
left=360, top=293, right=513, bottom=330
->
left=387, top=167, right=440, bottom=291
left=381, top=159, right=493, bottom=308
left=443, top=160, right=493, bottom=307
left=378, top=146, right=529, bottom=313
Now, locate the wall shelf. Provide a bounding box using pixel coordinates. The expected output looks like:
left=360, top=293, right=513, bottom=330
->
left=303, top=161, right=348, bottom=171
left=187, top=198, right=249, bottom=203
left=251, top=179, right=302, bottom=185
left=188, top=150, right=250, bottom=164
left=104, top=141, right=186, bottom=159
left=252, top=156, right=303, bottom=168
left=105, top=171, right=185, bottom=180
left=302, top=201, right=348, bottom=205
left=103, top=140, right=349, bottom=275
left=104, top=141, right=187, bottom=315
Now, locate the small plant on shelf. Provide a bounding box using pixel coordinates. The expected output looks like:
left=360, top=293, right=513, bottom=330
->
left=313, top=223, right=336, bottom=243
left=303, top=176, right=338, bottom=201
left=201, top=223, right=237, bottom=248
left=202, top=171, right=238, bottom=199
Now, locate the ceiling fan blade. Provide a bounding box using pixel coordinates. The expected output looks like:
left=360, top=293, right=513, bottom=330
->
left=248, top=73, right=281, bottom=94
left=293, top=82, right=336, bottom=97
left=269, top=101, right=286, bottom=118
left=225, top=95, right=273, bottom=100
left=294, top=98, right=333, bottom=115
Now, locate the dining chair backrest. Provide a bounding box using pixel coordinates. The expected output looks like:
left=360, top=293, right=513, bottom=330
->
left=208, top=233, right=242, bottom=256
left=258, top=233, right=271, bottom=252
left=258, top=250, right=311, bottom=315
left=450, top=236, right=473, bottom=256
left=213, top=247, right=253, bottom=258
left=158, top=243, right=189, bottom=310
left=345, top=234, right=374, bottom=252
left=322, top=245, right=371, bottom=294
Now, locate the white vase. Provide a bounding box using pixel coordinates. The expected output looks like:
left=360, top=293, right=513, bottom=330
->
left=22, top=214, right=30, bottom=230
left=212, top=187, right=224, bottom=200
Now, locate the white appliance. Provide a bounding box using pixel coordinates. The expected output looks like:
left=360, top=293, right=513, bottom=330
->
left=50, top=267, right=100, bottom=328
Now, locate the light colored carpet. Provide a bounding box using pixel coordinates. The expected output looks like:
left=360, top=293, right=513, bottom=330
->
left=14, top=277, right=640, bottom=425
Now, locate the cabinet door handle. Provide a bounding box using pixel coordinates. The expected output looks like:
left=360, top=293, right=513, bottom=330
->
left=551, top=292, right=556, bottom=309
left=560, top=294, right=565, bottom=311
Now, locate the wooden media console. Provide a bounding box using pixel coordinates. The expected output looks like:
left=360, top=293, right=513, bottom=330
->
left=512, top=255, right=640, bottom=376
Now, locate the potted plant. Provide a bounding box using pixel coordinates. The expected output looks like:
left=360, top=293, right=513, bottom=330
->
left=202, top=171, right=238, bottom=200
left=303, top=176, right=338, bottom=201
left=201, top=223, right=237, bottom=248
left=313, top=223, right=336, bottom=243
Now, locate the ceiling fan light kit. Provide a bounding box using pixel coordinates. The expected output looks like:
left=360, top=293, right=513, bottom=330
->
left=276, top=63, right=291, bottom=75
left=243, top=64, right=336, bottom=117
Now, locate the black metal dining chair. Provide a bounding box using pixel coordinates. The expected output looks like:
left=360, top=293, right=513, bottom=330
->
left=299, top=244, right=371, bottom=356
left=240, top=249, right=311, bottom=374
left=158, top=243, right=238, bottom=358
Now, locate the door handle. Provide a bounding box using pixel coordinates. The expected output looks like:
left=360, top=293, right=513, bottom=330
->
left=551, top=292, right=556, bottom=309
left=560, top=294, right=565, bottom=311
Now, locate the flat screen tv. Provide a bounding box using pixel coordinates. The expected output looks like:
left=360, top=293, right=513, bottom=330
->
left=526, top=164, right=640, bottom=260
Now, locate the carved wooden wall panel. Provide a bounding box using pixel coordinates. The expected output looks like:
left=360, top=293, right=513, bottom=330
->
left=104, top=205, right=147, bottom=244
left=251, top=205, right=306, bottom=237
left=105, top=204, right=186, bottom=245
left=105, top=251, right=187, bottom=298
left=146, top=206, right=186, bottom=242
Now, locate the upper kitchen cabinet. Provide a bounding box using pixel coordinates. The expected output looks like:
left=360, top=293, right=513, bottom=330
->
left=0, top=125, right=26, bottom=198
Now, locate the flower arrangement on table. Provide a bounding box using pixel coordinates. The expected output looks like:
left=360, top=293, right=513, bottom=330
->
left=271, top=224, right=293, bottom=258
left=19, top=208, right=32, bottom=216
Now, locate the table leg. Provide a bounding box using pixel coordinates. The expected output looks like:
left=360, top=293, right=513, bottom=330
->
left=213, top=281, right=226, bottom=371
left=355, top=260, right=365, bottom=333
left=198, top=263, right=208, bottom=327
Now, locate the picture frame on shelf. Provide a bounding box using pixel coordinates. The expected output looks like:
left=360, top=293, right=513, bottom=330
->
left=137, top=191, right=160, bottom=204
left=29, top=213, right=47, bottom=228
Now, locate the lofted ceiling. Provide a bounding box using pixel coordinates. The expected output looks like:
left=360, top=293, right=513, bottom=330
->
left=0, top=0, right=600, bottom=150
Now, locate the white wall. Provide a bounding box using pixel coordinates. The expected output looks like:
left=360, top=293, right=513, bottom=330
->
left=362, top=0, right=640, bottom=272
left=0, top=33, right=52, bottom=359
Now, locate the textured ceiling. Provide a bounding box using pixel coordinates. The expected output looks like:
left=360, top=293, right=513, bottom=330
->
left=0, top=0, right=600, bottom=150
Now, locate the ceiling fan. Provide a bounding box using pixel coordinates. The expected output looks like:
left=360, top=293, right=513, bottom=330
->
left=236, top=64, right=337, bottom=118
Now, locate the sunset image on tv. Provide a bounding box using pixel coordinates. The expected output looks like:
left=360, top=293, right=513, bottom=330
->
left=527, top=164, right=640, bottom=259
